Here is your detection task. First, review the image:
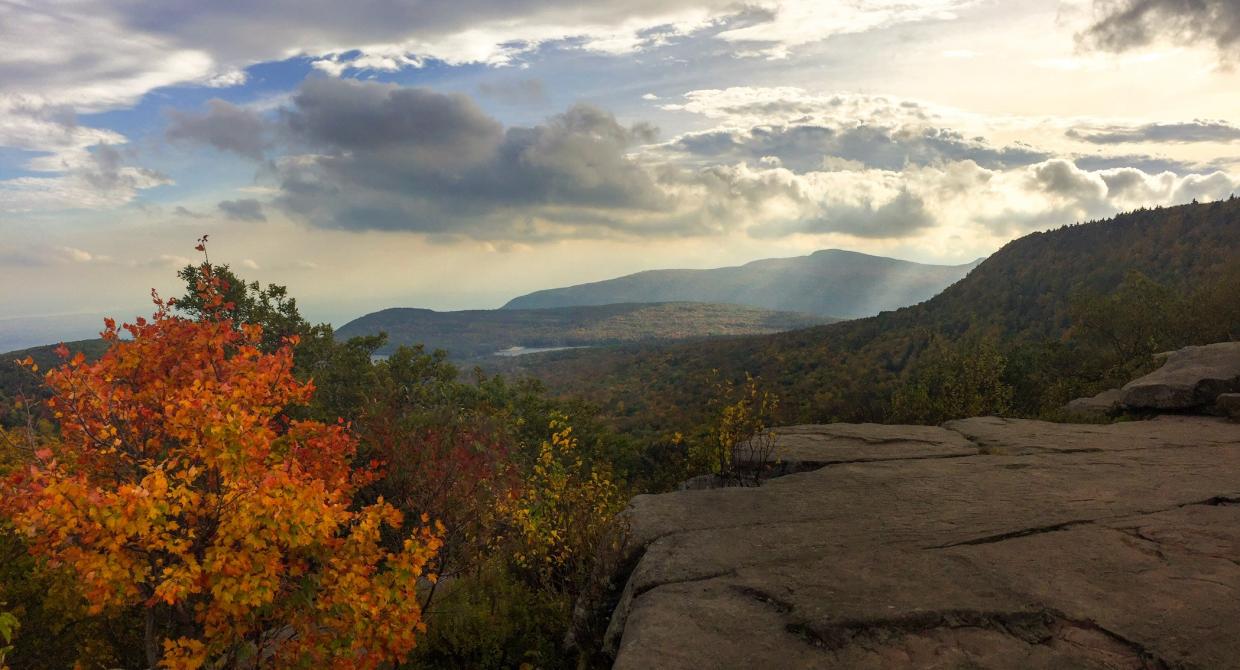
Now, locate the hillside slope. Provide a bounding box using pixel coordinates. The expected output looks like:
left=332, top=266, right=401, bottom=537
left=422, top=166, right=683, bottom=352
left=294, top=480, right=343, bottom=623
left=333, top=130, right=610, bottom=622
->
left=335, top=302, right=836, bottom=359
left=502, top=249, right=981, bottom=318
left=0, top=339, right=110, bottom=413
left=500, top=199, right=1240, bottom=429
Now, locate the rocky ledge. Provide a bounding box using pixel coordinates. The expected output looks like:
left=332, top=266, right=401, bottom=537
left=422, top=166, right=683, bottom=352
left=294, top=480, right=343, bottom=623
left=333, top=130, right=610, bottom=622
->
left=601, top=345, right=1240, bottom=669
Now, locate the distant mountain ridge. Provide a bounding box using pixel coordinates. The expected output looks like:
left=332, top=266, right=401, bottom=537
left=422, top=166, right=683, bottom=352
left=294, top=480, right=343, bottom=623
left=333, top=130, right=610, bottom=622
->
left=500, top=199, right=1240, bottom=431
left=335, top=302, right=836, bottom=359
left=502, top=249, right=983, bottom=318
left=0, top=309, right=144, bottom=354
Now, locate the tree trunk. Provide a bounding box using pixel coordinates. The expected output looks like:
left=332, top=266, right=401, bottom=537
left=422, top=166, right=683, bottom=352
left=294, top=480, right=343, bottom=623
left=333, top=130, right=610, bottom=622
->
left=144, top=607, right=160, bottom=670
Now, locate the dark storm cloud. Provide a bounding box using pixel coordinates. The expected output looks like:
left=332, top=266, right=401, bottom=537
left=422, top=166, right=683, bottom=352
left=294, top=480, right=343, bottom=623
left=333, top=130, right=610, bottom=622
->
left=1080, top=0, right=1240, bottom=60
left=281, top=78, right=505, bottom=165
left=217, top=198, right=266, bottom=221
left=266, top=78, right=668, bottom=238
left=1067, top=120, right=1240, bottom=145
left=670, top=124, right=1051, bottom=172
left=167, top=100, right=269, bottom=160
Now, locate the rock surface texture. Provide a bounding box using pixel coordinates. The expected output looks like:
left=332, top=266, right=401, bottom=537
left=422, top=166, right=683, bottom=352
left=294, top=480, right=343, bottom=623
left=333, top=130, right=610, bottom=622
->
left=1218, top=393, right=1240, bottom=420
left=605, top=416, right=1240, bottom=669
left=1121, top=342, right=1240, bottom=410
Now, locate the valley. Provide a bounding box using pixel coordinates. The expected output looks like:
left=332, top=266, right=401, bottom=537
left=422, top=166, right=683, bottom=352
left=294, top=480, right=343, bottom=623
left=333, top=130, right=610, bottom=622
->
left=334, top=301, right=837, bottom=361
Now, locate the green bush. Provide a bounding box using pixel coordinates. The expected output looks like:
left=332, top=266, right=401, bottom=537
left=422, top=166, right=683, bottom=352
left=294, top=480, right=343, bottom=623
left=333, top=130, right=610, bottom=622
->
left=409, top=562, right=571, bottom=670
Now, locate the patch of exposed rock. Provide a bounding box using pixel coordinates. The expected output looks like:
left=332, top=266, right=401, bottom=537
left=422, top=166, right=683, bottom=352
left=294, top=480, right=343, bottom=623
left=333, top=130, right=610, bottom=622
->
left=1120, top=342, right=1240, bottom=410
left=1062, top=388, right=1123, bottom=421
left=602, top=416, right=1240, bottom=669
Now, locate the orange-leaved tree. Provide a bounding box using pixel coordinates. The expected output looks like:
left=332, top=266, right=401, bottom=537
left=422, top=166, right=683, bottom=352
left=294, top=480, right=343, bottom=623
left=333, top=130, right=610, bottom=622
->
left=1, top=261, right=441, bottom=670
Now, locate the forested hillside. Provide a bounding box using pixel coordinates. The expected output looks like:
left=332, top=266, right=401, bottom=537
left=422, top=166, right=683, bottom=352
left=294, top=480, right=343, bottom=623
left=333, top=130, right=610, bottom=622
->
left=499, top=199, right=1240, bottom=431
left=503, top=249, right=980, bottom=318
left=335, top=302, right=834, bottom=359
left=0, top=339, right=109, bottom=424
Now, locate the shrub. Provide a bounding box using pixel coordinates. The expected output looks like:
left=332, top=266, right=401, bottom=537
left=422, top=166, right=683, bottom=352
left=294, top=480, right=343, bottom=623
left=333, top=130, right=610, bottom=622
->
left=691, top=373, right=779, bottom=485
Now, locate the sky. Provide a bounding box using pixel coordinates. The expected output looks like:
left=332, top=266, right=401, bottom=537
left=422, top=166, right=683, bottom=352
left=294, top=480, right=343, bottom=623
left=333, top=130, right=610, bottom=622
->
left=2, top=0, right=1240, bottom=336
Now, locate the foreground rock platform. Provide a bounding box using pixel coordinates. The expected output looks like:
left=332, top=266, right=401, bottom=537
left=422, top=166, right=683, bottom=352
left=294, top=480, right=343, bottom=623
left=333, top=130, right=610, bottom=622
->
left=605, top=416, right=1240, bottom=669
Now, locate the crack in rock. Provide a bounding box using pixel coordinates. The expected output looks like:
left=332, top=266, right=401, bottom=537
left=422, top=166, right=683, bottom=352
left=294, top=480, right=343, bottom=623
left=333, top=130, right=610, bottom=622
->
left=729, top=584, right=794, bottom=614
left=631, top=569, right=737, bottom=600
left=784, top=608, right=1174, bottom=668
left=928, top=519, right=1095, bottom=548
left=928, top=494, right=1240, bottom=549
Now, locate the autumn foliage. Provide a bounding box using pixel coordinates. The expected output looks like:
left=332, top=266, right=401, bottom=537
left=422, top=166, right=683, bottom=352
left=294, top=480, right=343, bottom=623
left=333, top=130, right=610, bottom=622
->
left=1, top=265, right=441, bottom=669
left=500, top=417, right=625, bottom=594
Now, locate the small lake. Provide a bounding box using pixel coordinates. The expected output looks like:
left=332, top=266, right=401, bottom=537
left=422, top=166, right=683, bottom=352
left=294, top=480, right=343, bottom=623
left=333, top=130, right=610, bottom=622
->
left=492, top=345, right=590, bottom=357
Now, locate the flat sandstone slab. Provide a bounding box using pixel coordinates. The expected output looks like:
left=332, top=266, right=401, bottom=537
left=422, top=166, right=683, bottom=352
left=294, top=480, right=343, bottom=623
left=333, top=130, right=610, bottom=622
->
left=607, top=418, right=1240, bottom=669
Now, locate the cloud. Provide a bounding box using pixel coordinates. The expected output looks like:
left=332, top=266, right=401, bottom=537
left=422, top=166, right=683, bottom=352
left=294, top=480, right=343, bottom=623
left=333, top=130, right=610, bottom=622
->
left=1067, top=120, right=1240, bottom=144
left=264, top=79, right=669, bottom=239
left=145, top=254, right=194, bottom=269
left=167, top=100, right=269, bottom=159
left=0, top=143, right=171, bottom=213
left=281, top=78, right=505, bottom=167
left=713, top=0, right=978, bottom=58
left=750, top=187, right=936, bottom=238
left=0, top=102, right=124, bottom=165
left=0, top=3, right=219, bottom=113
left=668, top=123, right=1050, bottom=172
left=76, top=144, right=169, bottom=192
left=1172, top=171, right=1240, bottom=202
left=0, top=101, right=167, bottom=211
left=0, top=244, right=119, bottom=266
left=170, top=79, right=981, bottom=242
left=1079, top=0, right=1240, bottom=61
left=976, top=159, right=1239, bottom=233
left=1072, top=153, right=1206, bottom=174
left=1028, top=159, right=1107, bottom=203
left=155, top=78, right=1240, bottom=245
left=0, top=0, right=986, bottom=133
left=662, top=88, right=941, bottom=126
left=217, top=198, right=266, bottom=221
